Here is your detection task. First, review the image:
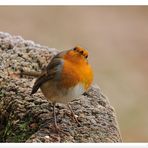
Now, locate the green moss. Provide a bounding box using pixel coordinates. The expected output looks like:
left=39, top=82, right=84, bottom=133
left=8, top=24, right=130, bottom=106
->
left=0, top=114, right=38, bottom=142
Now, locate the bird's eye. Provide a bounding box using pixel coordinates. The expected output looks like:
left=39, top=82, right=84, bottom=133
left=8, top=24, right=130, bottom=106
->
left=73, top=47, right=77, bottom=51
left=85, top=55, right=88, bottom=58
left=80, top=50, right=84, bottom=54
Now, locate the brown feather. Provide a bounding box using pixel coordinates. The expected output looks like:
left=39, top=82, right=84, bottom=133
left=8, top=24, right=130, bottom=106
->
left=31, top=51, right=65, bottom=95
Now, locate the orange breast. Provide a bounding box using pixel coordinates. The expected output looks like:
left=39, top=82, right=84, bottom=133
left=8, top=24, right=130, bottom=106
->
left=58, top=53, right=93, bottom=91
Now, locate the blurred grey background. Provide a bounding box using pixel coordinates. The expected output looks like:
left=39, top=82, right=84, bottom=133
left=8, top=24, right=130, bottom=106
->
left=0, top=6, right=148, bottom=142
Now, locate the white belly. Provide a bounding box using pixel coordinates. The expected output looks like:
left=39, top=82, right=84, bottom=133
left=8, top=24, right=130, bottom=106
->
left=40, top=82, right=85, bottom=104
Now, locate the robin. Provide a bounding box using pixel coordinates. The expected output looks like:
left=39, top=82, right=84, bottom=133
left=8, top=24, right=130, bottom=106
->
left=21, top=46, right=93, bottom=132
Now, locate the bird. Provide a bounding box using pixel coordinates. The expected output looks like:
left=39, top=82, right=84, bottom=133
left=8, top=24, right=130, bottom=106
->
left=31, top=46, right=93, bottom=132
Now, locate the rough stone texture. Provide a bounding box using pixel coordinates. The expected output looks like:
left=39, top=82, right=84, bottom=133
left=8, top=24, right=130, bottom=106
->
left=0, top=32, right=122, bottom=142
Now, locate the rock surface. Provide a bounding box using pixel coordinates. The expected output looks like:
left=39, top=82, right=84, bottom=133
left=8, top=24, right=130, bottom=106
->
left=0, top=32, right=122, bottom=142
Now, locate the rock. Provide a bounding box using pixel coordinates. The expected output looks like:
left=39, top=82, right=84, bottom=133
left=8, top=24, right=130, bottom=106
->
left=0, top=32, right=122, bottom=142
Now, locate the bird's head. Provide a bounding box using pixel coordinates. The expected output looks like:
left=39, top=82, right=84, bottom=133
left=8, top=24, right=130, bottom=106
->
left=64, top=46, right=89, bottom=64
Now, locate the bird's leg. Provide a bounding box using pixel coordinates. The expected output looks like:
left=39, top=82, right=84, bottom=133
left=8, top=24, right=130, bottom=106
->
left=52, top=102, right=69, bottom=135
left=53, top=102, right=59, bottom=132
left=68, top=104, right=80, bottom=126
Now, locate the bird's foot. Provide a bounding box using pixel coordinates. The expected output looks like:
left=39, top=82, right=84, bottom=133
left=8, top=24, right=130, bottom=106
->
left=53, top=123, right=69, bottom=136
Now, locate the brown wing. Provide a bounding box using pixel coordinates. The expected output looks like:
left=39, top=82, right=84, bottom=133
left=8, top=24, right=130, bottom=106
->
left=31, top=51, right=66, bottom=95
left=31, top=73, right=48, bottom=95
